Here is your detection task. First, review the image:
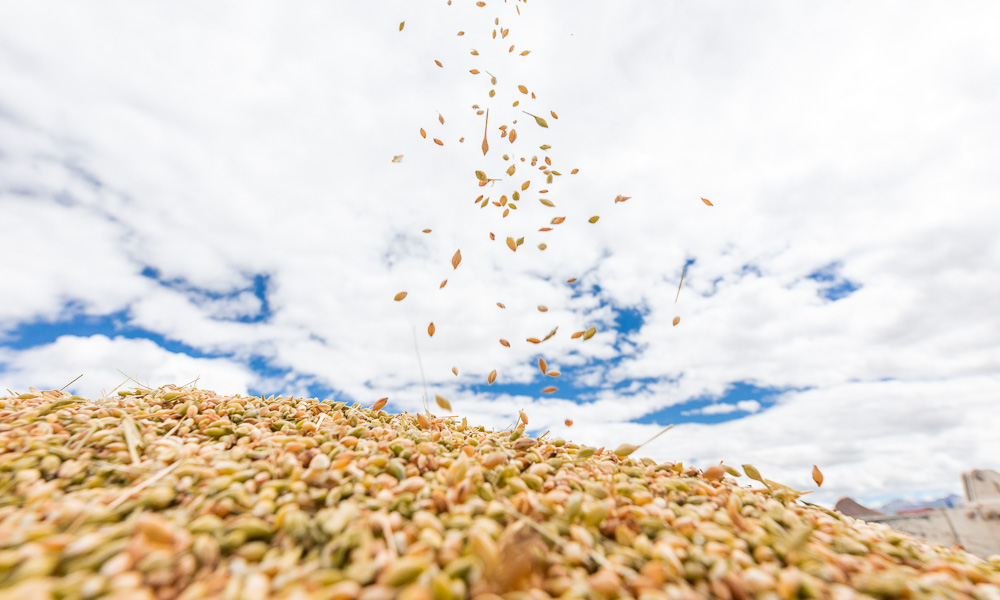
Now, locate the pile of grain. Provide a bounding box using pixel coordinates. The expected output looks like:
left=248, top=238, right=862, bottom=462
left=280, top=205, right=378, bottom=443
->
left=1, top=387, right=998, bottom=600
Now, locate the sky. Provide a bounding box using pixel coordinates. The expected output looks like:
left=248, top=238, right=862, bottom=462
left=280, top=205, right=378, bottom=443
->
left=1, top=1, right=999, bottom=508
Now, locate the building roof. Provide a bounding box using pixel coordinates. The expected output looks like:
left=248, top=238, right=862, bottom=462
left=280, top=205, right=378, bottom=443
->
left=834, top=497, right=884, bottom=519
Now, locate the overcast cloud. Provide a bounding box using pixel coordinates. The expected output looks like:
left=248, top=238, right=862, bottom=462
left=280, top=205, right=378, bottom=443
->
left=1, top=1, right=998, bottom=507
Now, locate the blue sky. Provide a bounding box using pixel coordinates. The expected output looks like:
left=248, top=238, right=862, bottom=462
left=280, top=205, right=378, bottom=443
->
left=2, top=1, right=999, bottom=507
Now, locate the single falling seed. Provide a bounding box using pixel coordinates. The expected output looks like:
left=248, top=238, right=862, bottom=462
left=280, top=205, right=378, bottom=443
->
left=519, top=410, right=529, bottom=425
left=391, top=155, right=404, bottom=163
left=394, top=291, right=408, bottom=301
left=701, top=197, right=714, bottom=206
left=452, top=366, right=459, bottom=376
left=373, top=397, right=388, bottom=411
left=422, top=228, right=431, bottom=233
left=567, top=278, right=577, bottom=283
left=551, top=217, right=565, bottom=224
left=673, top=316, right=680, bottom=326
left=550, top=110, right=559, bottom=119
left=518, top=84, right=528, bottom=94
left=541, top=326, right=558, bottom=342
left=488, top=369, right=497, bottom=385
left=470, top=49, right=479, bottom=55
left=399, top=21, right=405, bottom=31
left=516, top=237, right=524, bottom=246
left=521, top=180, right=530, bottom=191
left=539, top=199, right=555, bottom=207
left=506, top=237, right=517, bottom=252
left=539, top=227, right=552, bottom=232
left=570, top=331, right=584, bottom=339
left=588, top=216, right=600, bottom=223
left=482, top=109, right=490, bottom=156
left=440, top=280, right=447, bottom=288
left=538, top=243, right=547, bottom=250
left=538, top=358, right=547, bottom=374
left=435, top=395, right=452, bottom=411
left=438, top=113, right=445, bottom=124
left=499, top=339, right=510, bottom=348
left=582, top=327, right=597, bottom=340
left=509, top=45, right=515, bottom=52
left=571, top=168, right=579, bottom=174
left=526, top=338, right=541, bottom=344
left=434, top=59, right=443, bottom=67
left=489, top=232, right=495, bottom=240
left=509, top=129, right=518, bottom=143
left=475, top=0, right=485, bottom=5
left=433, top=138, right=444, bottom=146
left=537, top=305, right=548, bottom=312
left=522, top=111, right=549, bottom=128
left=428, top=322, right=436, bottom=337
left=451, top=249, right=462, bottom=269
left=564, top=419, right=573, bottom=426
left=541, top=386, right=557, bottom=394
left=547, top=371, right=560, bottom=377
left=812, top=465, right=824, bottom=487
left=520, top=50, right=531, bottom=56
left=457, top=31, right=465, bottom=36
left=420, top=128, right=427, bottom=139
left=614, top=195, right=631, bottom=203
left=506, top=165, right=516, bottom=176
left=497, top=302, right=505, bottom=308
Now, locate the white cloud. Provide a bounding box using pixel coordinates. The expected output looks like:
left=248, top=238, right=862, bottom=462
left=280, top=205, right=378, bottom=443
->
left=1, top=2, right=999, bottom=505
left=682, top=400, right=761, bottom=417
left=0, top=335, right=256, bottom=400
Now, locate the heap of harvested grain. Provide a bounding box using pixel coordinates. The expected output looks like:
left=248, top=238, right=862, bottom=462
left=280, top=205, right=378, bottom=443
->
left=2, top=387, right=999, bottom=600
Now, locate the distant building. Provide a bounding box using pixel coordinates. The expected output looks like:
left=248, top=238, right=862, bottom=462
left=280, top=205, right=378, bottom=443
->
left=835, top=469, right=1000, bottom=559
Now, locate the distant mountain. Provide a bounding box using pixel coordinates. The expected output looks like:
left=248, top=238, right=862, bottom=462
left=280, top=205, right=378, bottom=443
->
left=877, top=494, right=964, bottom=514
